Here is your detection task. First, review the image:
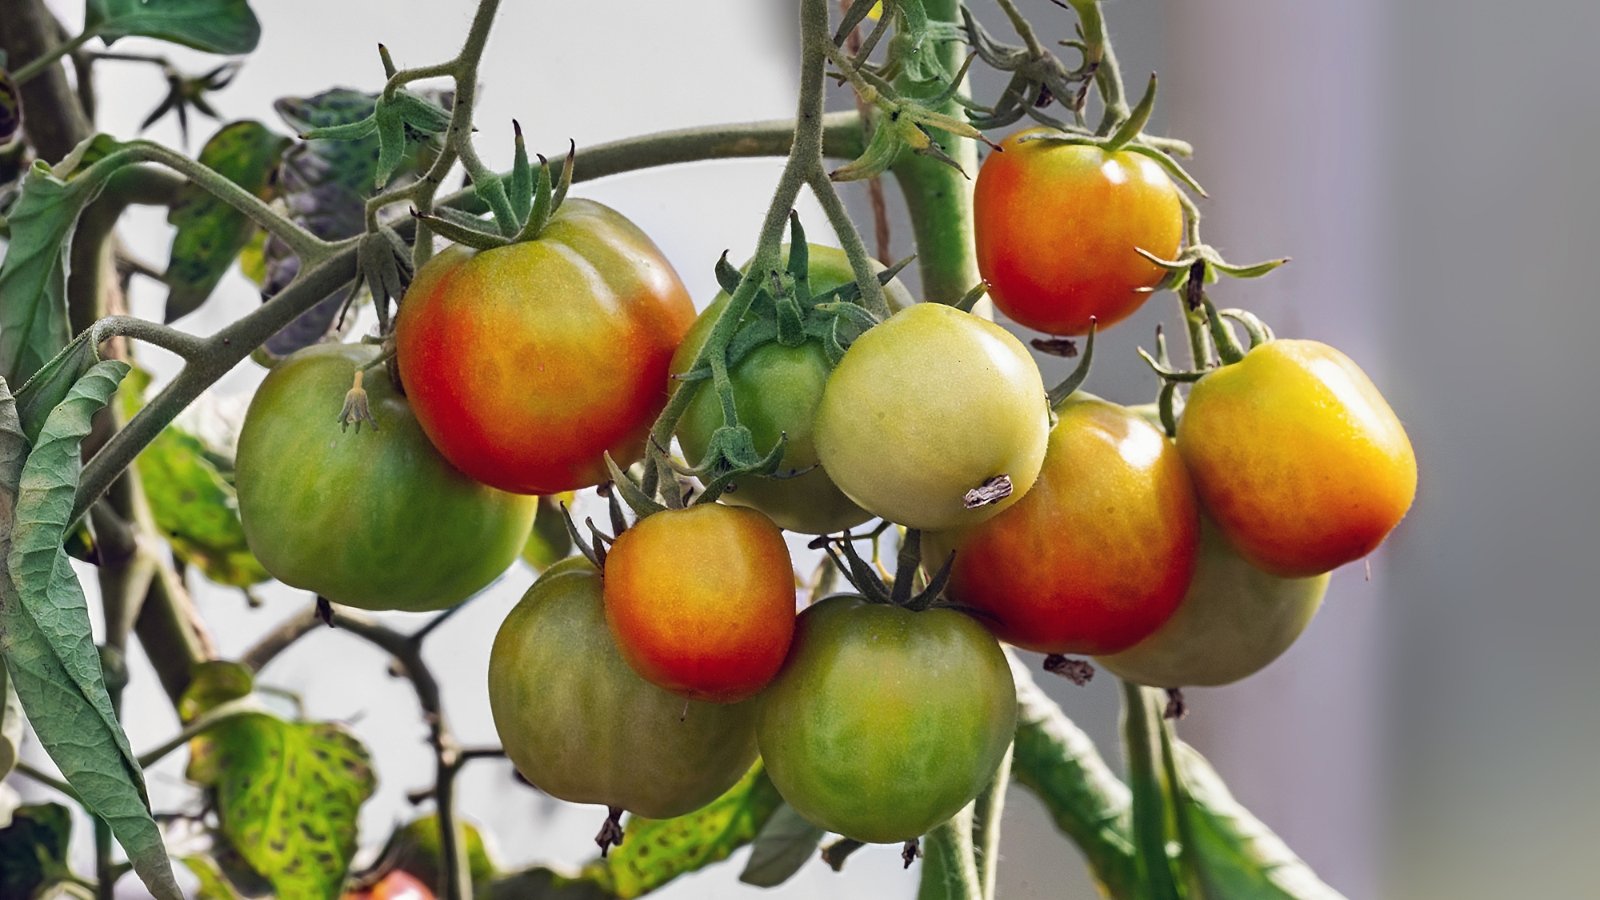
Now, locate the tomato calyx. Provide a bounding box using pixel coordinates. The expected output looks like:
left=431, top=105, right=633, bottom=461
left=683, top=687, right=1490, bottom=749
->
left=806, top=528, right=957, bottom=613
left=1164, top=688, right=1188, bottom=720
left=593, top=805, right=626, bottom=858
left=901, top=838, right=922, bottom=869
left=1045, top=318, right=1097, bottom=411
left=1042, top=654, right=1096, bottom=686
left=408, top=128, right=578, bottom=251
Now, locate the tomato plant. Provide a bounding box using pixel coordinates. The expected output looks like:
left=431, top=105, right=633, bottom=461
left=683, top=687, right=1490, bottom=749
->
left=602, top=504, right=796, bottom=703
left=974, top=129, right=1183, bottom=335
left=235, top=343, right=537, bottom=611
left=924, top=395, right=1199, bottom=656
left=487, top=559, right=759, bottom=818
left=671, top=244, right=914, bottom=534
left=1177, top=339, right=1418, bottom=577
left=756, top=595, right=1017, bottom=844
left=1097, top=517, right=1330, bottom=687
left=394, top=199, right=696, bottom=495
left=813, top=302, right=1050, bottom=531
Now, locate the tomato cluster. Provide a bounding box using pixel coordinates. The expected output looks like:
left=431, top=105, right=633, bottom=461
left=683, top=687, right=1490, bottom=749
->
left=234, top=165, right=1415, bottom=848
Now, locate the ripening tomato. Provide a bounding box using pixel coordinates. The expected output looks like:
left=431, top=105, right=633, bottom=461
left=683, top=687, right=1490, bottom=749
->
left=1177, top=339, right=1417, bottom=577
left=1097, top=517, right=1329, bottom=687
left=488, top=559, right=758, bottom=818
left=974, top=129, right=1183, bottom=335
left=343, top=871, right=433, bottom=900
left=671, top=244, right=915, bottom=535
left=395, top=199, right=695, bottom=494
left=757, top=596, right=1016, bottom=844
left=235, top=344, right=536, bottom=612
left=603, top=504, right=796, bottom=703
left=923, top=395, right=1199, bottom=655
left=813, top=302, right=1050, bottom=531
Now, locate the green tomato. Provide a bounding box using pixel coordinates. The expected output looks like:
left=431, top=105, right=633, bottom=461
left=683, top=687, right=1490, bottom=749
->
left=235, top=343, right=536, bottom=611
left=813, top=302, right=1050, bottom=530
left=757, top=595, right=1016, bottom=843
left=671, top=244, right=914, bottom=534
left=488, top=559, right=759, bottom=818
left=1096, top=517, right=1330, bottom=687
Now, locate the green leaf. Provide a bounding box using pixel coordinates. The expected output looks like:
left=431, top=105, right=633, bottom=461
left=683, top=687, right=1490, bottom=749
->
left=14, top=332, right=97, bottom=443
left=737, top=802, right=824, bottom=888
left=0, top=155, right=118, bottom=385
left=177, top=659, right=255, bottom=785
left=0, top=362, right=182, bottom=900
left=589, top=764, right=784, bottom=899
left=164, top=121, right=291, bottom=322
left=483, top=867, right=614, bottom=900
left=182, top=855, right=248, bottom=900
left=86, top=0, right=262, bottom=55
left=119, top=368, right=269, bottom=587
left=1174, top=743, right=1346, bottom=899
left=383, top=813, right=499, bottom=896
left=212, top=713, right=376, bottom=900
left=0, top=802, right=74, bottom=897
left=1009, top=660, right=1138, bottom=898
left=0, top=662, right=22, bottom=779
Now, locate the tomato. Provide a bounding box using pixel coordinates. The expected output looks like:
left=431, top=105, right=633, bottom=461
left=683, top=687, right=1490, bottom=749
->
left=395, top=198, right=695, bottom=494
left=923, top=395, right=1199, bottom=655
left=488, top=558, right=758, bottom=818
left=1098, top=517, right=1329, bottom=687
left=603, top=504, right=796, bottom=703
left=813, top=302, right=1050, bottom=531
left=235, top=344, right=536, bottom=611
left=974, top=129, right=1183, bottom=335
left=1177, top=339, right=1417, bottom=577
left=672, top=244, right=914, bottom=534
left=756, top=595, right=1016, bottom=844
left=343, top=871, right=433, bottom=900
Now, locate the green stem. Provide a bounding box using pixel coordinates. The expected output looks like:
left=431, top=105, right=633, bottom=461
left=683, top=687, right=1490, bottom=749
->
left=1121, top=680, right=1181, bottom=899
left=135, top=697, right=259, bottom=768
left=8, top=24, right=101, bottom=86
left=889, top=0, right=979, bottom=304
left=1067, top=0, right=1131, bottom=134
left=972, top=744, right=1012, bottom=899
left=13, top=760, right=79, bottom=799
left=918, top=809, right=982, bottom=900
left=808, top=171, right=889, bottom=317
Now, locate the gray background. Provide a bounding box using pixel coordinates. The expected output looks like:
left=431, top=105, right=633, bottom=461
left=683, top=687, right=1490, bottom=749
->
left=9, top=0, right=1598, bottom=897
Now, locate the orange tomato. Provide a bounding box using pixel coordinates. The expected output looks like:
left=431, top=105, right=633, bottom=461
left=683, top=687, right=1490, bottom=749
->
left=974, top=129, right=1183, bottom=335
left=603, top=504, right=796, bottom=703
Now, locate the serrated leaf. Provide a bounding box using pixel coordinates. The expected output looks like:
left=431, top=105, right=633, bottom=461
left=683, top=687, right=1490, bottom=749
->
left=589, top=765, right=783, bottom=899
left=165, top=121, right=291, bottom=322
left=118, top=368, right=268, bottom=586
left=86, top=0, right=262, bottom=55
left=737, top=802, right=824, bottom=888
left=1009, top=659, right=1138, bottom=898
left=0, top=156, right=118, bottom=385
left=213, top=714, right=376, bottom=900
left=0, top=662, right=22, bottom=779
left=0, top=801, right=73, bottom=897
left=1175, top=743, right=1346, bottom=900
left=178, top=659, right=255, bottom=786
left=0, top=363, right=181, bottom=899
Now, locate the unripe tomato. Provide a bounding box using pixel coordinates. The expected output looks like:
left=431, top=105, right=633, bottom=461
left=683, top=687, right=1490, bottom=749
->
left=603, top=504, right=796, bottom=703
left=671, top=244, right=914, bottom=534
left=395, top=199, right=695, bottom=494
left=757, top=596, right=1016, bottom=844
left=923, top=395, right=1199, bottom=655
left=1177, top=339, right=1417, bottom=577
left=235, top=344, right=536, bottom=611
left=813, top=303, right=1050, bottom=531
left=1097, top=517, right=1329, bottom=687
left=974, top=129, right=1183, bottom=335
left=343, top=871, right=433, bottom=900
left=488, top=559, right=758, bottom=818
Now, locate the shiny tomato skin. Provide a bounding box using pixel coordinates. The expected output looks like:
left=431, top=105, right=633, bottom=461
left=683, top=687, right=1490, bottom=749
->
left=924, top=395, right=1200, bottom=655
left=974, top=129, right=1183, bottom=335
left=671, top=244, right=914, bottom=535
left=603, top=504, right=796, bottom=703
left=488, top=559, right=758, bottom=819
left=756, top=595, right=1016, bottom=844
left=343, top=871, right=433, bottom=900
left=1097, top=516, right=1329, bottom=687
left=395, top=198, right=695, bottom=494
left=235, top=343, right=536, bottom=612
left=813, top=303, right=1050, bottom=531
left=1177, top=339, right=1418, bottom=577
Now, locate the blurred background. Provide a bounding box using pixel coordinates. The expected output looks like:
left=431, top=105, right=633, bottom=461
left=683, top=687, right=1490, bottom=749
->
left=12, top=0, right=1600, bottom=897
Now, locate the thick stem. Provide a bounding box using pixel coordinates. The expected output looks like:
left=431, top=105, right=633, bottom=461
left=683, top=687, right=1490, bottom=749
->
left=1121, top=680, right=1181, bottom=898
left=0, top=0, right=91, bottom=160
left=971, top=744, right=1012, bottom=899
left=918, top=808, right=982, bottom=900
left=135, top=697, right=259, bottom=768
left=889, top=0, right=980, bottom=304
left=1068, top=0, right=1130, bottom=134
left=8, top=25, right=101, bottom=86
